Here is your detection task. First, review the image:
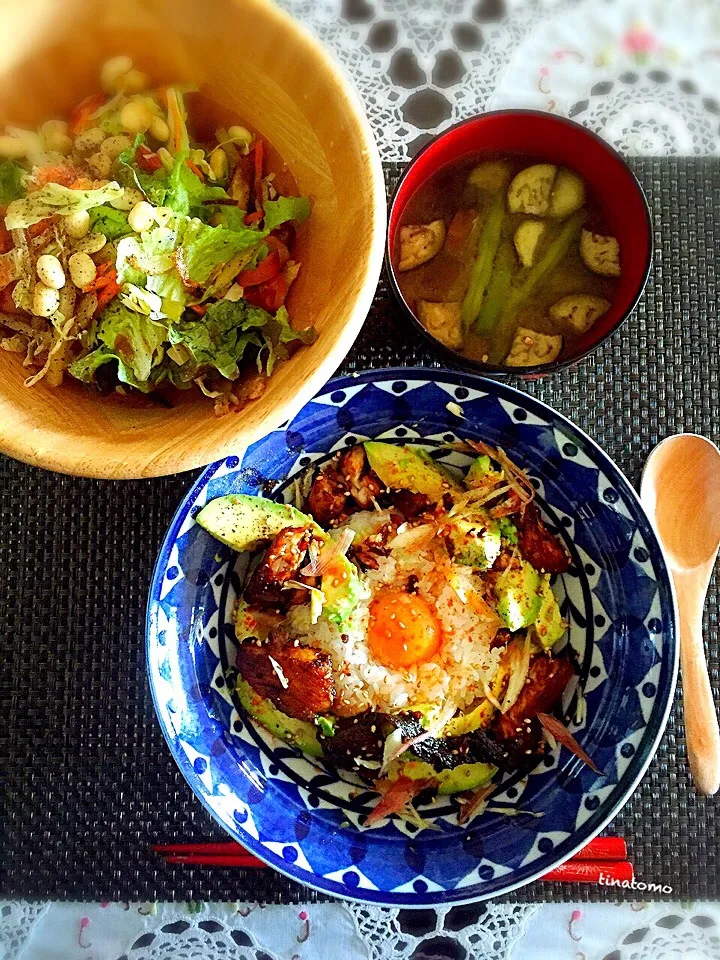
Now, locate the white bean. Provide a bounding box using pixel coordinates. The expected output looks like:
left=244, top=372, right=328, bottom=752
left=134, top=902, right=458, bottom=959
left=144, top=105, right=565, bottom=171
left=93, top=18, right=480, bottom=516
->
left=0, top=135, right=26, bottom=158
left=110, top=187, right=144, bottom=211
left=228, top=125, right=253, bottom=149
left=68, top=251, right=97, bottom=289
left=128, top=200, right=156, bottom=233
left=149, top=116, right=169, bottom=143
left=36, top=254, right=66, bottom=290
left=118, top=69, right=149, bottom=95
left=73, top=233, right=107, bottom=254
left=153, top=206, right=174, bottom=227
left=33, top=282, right=60, bottom=318
left=156, top=147, right=174, bottom=172
left=101, top=56, right=133, bottom=94
left=41, top=119, right=68, bottom=137
left=209, top=149, right=228, bottom=180
left=74, top=127, right=105, bottom=154
left=120, top=100, right=153, bottom=134
left=63, top=210, right=91, bottom=239
left=100, top=134, right=131, bottom=161
left=46, top=131, right=73, bottom=155
left=87, top=151, right=113, bottom=178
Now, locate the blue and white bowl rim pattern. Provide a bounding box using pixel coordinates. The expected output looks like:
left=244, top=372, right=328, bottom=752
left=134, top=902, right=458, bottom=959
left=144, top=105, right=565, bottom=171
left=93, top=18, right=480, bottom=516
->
left=147, top=367, right=679, bottom=906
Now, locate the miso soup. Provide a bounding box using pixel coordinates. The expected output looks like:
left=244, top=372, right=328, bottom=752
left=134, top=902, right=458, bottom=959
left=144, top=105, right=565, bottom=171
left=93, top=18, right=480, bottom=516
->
left=393, top=155, right=621, bottom=368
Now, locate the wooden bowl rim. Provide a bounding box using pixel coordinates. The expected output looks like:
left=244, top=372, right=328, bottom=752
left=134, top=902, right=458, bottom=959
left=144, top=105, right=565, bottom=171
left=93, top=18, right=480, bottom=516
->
left=0, top=0, right=386, bottom=479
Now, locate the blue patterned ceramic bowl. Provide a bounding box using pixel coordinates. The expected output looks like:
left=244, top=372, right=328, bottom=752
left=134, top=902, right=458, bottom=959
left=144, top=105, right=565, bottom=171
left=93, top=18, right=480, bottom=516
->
left=147, top=368, right=678, bottom=905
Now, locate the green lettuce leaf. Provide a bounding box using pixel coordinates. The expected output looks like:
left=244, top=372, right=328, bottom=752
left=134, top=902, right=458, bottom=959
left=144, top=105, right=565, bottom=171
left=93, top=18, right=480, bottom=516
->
left=117, top=132, right=145, bottom=168
left=165, top=154, right=227, bottom=217
left=169, top=298, right=316, bottom=381
left=203, top=205, right=247, bottom=232
left=117, top=133, right=171, bottom=206
left=115, top=224, right=178, bottom=285
left=0, top=160, right=25, bottom=205
left=262, top=195, right=310, bottom=232
left=259, top=306, right=317, bottom=375
left=5, top=181, right=123, bottom=229
left=89, top=204, right=132, bottom=240
left=168, top=298, right=272, bottom=380
left=177, top=218, right=264, bottom=285
left=69, top=299, right=167, bottom=390
left=146, top=269, right=190, bottom=322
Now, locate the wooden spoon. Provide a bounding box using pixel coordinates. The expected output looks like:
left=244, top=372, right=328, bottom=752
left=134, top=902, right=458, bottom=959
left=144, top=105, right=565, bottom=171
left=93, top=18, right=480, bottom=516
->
left=641, top=434, right=720, bottom=795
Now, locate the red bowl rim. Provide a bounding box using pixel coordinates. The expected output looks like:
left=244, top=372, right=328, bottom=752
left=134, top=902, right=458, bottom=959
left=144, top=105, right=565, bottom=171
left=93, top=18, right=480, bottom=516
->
left=385, top=109, right=653, bottom=378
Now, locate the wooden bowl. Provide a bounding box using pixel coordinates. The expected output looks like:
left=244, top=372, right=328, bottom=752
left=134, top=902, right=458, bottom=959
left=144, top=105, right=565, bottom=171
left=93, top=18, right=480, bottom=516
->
left=0, top=0, right=385, bottom=478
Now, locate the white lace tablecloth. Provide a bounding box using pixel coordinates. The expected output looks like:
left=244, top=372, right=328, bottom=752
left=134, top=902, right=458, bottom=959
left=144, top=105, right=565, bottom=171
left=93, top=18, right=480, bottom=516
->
left=3, top=2, right=720, bottom=958
left=280, top=0, right=720, bottom=161
left=3, top=900, right=720, bottom=959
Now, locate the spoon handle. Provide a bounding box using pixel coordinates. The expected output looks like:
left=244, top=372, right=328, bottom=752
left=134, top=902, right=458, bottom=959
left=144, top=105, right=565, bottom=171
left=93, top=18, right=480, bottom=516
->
left=675, top=571, right=720, bottom=795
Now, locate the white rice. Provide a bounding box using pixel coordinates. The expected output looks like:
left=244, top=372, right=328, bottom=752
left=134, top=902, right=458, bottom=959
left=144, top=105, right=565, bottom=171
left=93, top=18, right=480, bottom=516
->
left=285, top=534, right=503, bottom=716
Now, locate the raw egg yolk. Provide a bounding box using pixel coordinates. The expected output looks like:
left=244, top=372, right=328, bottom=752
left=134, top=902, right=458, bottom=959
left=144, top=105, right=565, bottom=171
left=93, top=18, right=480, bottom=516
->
left=367, top=589, right=442, bottom=669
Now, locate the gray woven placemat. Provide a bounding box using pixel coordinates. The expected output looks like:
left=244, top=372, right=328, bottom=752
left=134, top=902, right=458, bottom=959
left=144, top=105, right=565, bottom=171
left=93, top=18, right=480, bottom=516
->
left=0, top=157, right=717, bottom=904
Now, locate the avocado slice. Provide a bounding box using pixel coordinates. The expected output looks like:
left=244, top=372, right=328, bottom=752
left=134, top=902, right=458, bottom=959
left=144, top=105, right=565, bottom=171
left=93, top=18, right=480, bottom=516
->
left=197, top=494, right=314, bottom=552
left=533, top=576, right=566, bottom=649
left=398, top=756, right=497, bottom=795
left=495, top=560, right=543, bottom=631
left=443, top=652, right=512, bottom=736
left=465, top=454, right=492, bottom=488
left=198, top=494, right=364, bottom=626
left=448, top=515, right=502, bottom=570
left=364, top=442, right=462, bottom=501
left=236, top=677, right=323, bottom=757
left=321, top=555, right=368, bottom=626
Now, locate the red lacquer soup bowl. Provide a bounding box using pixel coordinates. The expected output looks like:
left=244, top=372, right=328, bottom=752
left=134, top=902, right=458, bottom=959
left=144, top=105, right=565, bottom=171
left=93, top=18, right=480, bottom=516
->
left=386, top=111, right=653, bottom=377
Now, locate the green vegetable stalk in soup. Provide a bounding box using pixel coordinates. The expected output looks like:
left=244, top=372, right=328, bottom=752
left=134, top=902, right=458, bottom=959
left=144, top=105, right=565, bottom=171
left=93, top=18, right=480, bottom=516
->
left=394, top=155, right=621, bottom=368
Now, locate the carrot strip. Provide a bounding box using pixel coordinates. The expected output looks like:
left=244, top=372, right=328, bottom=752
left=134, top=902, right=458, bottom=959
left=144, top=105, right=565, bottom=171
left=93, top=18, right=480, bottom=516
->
left=186, top=159, right=205, bottom=181
left=69, top=92, right=105, bottom=134
left=253, top=139, right=264, bottom=213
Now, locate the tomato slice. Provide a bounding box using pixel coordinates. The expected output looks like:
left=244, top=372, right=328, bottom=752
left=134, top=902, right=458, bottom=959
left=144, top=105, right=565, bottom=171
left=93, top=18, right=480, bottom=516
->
left=243, top=272, right=288, bottom=312
left=265, top=235, right=290, bottom=267
left=237, top=250, right=280, bottom=288
left=136, top=144, right=163, bottom=172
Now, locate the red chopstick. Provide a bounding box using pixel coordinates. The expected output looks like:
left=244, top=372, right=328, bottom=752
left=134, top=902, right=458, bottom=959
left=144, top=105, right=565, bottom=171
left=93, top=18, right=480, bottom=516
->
left=154, top=835, right=629, bottom=880
left=163, top=853, right=265, bottom=867
left=542, top=860, right=634, bottom=884
left=566, top=836, right=626, bottom=861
